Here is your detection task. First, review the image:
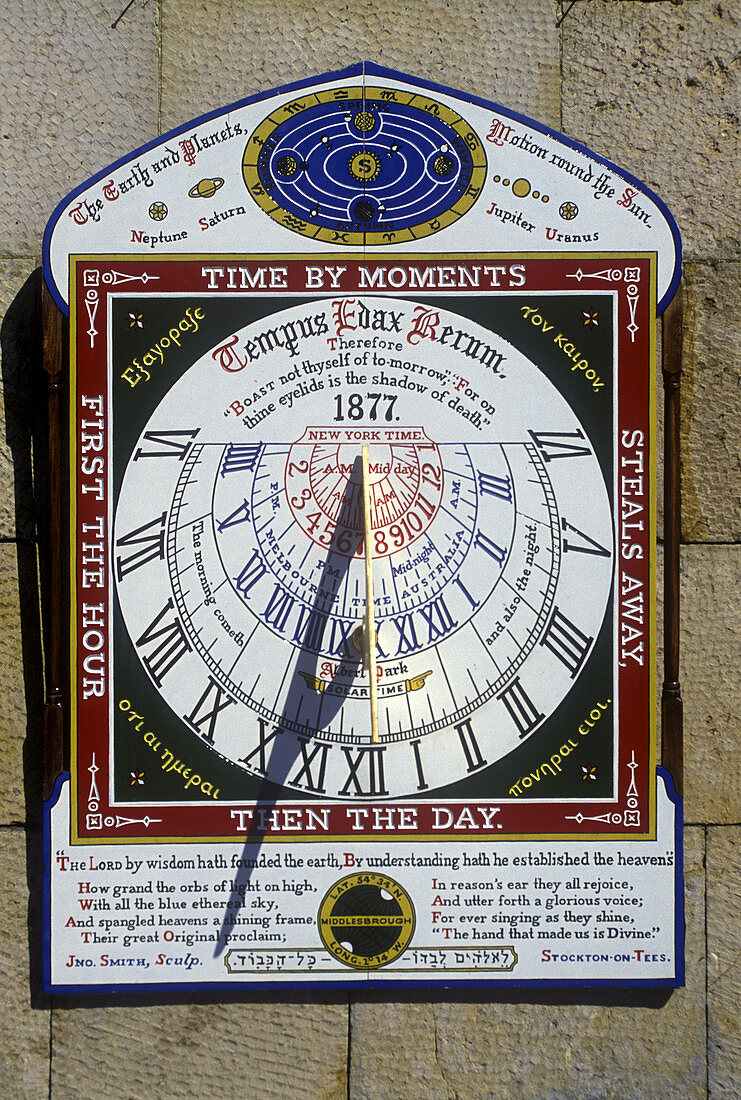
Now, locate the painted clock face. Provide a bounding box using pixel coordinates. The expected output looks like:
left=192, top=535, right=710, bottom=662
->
left=113, top=296, right=614, bottom=801
left=242, top=87, right=487, bottom=245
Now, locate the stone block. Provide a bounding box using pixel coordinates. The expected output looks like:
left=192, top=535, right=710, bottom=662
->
left=0, top=829, right=50, bottom=1098
left=672, top=545, right=741, bottom=824
left=562, top=1, right=741, bottom=261
left=349, top=828, right=705, bottom=1099
left=707, top=825, right=741, bottom=1098
left=51, top=999, right=348, bottom=1099
left=0, top=261, right=43, bottom=541
left=681, top=262, right=741, bottom=542
left=160, top=0, right=560, bottom=132
left=0, top=0, right=158, bottom=256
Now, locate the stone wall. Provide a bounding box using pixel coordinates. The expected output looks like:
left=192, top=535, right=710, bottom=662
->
left=1, top=2, right=738, bottom=1096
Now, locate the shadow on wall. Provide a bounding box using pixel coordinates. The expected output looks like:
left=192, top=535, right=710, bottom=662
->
left=1, top=267, right=57, bottom=1003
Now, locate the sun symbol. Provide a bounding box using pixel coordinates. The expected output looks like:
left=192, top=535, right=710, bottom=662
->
left=129, top=770, right=146, bottom=787
left=559, top=201, right=579, bottom=220
left=583, top=310, right=599, bottom=327
left=348, top=150, right=381, bottom=182
left=128, top=312, right=144, bottom=328
left=148, top=201, right=168, bottom=221
left=581, top=764, right=598, bottom=782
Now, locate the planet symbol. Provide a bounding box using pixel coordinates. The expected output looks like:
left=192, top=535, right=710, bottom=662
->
left=353, top=110, right=376, bottom=133
left=348, top=150, right=381, bottom=182
left=493, top=175, right=550, bottom=202
left=352, top=198, right=376, bottom=222
left=433, top=154, right=456, bottom=177
left=275, top=155, right=299, bottom=177
left=188, top=177, right=224, bottom=199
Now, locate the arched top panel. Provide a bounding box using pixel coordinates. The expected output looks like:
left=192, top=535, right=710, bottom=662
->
left=43, top=61, right=681, bottom=314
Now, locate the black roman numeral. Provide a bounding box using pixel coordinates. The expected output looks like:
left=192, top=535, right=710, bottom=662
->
left=290, top=737, right=330, bottom=794
left=497, top=677, right=544, bottom=739
left=410, top=739, right=428, bottom=791
left=539, top=606, right=593, bottom=677
left=115, top=511, right=166, bottom=580
left=528, top=429, right=591, bottom=462
left=239, top=717, right=282, bottom=774
left=186, top=676, right=235, bottom=744
left=562, top=518, right=610, bottom=557
left=133, top=429, right=200, bottom=461
left=135, top=598, right=191, bottom=687
left=455, top=718, right=487, bottom=772
left=340, top=746, right=388, bottom=796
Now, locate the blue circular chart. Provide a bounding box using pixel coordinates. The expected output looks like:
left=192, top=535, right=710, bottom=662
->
left=242, top=86, right=487, bottom=245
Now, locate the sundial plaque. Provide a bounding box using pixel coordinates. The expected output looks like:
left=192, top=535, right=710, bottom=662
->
left=41, top=63, right=683, bottom=993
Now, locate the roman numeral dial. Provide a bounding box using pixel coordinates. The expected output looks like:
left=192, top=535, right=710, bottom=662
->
left=113, top=296, right=615, bottom=800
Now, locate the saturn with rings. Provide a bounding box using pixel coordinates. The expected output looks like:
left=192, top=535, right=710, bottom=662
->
left=189, top=177, right=225, bottom=198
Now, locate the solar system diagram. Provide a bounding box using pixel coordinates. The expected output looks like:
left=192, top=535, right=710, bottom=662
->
left=242, top=88, right=487, bottom=245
